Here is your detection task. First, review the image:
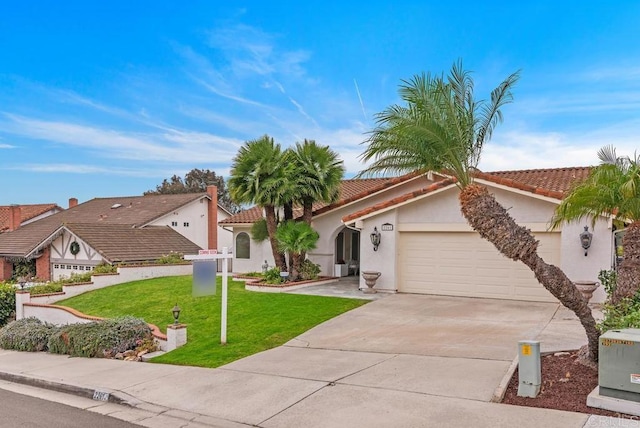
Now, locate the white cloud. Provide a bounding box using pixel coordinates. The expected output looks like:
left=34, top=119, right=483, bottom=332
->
left=4, top=163, right=160, bottom=177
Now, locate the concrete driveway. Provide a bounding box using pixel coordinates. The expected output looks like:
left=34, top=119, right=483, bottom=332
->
left=215, top=294, right=591, bottom=427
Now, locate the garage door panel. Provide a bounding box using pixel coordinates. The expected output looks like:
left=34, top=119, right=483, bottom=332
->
left=398, top=232, right=559, bottom=302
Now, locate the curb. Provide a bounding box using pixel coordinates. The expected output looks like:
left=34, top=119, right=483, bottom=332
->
left=0, top=370, right=132, bottom=406
left=491, top=355, right=518, bottom=403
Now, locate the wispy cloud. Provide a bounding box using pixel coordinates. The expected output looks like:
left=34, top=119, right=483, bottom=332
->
left=0, top=113, right=242, bottom=164
left=3, top=163, right=161, bottom=177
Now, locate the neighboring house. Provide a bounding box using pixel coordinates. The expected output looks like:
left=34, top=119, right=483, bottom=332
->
left=0, top=203, right=63, bottom=233
left=221, top=167, right=614, bottom=303
left=0, top=186, right=231, bottom=281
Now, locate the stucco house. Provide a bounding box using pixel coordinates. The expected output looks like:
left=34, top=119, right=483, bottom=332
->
left=220, top=167, right=614, bottom=304
left=0, top=186, right=231, bottom=281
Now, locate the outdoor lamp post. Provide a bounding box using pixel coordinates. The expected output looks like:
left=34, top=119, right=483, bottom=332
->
left=580, top=226, right=593, bottom=256
left=172, top=303, right=181, bottom=325
left=17, top=276, right=26, bottom=290
left=370, top=227, right=381, bottom=251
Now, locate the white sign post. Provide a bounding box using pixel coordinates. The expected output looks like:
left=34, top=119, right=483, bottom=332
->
left=185, top=247, right=232, bottom=345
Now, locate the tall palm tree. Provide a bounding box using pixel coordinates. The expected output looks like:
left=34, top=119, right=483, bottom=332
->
left=275, top=221, right=320, bottom=281
left=359, top=60, right=600, bottom=362
left=228, top=135, right=289, bottom=271
left=551, top=146, right=640, bottom=304
left=291, top=140, right=345, bottom=225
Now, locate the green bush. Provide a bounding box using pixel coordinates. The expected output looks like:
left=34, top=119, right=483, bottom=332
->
left=0, top=283, right=16, bottom=327
left=156, top=252, right=185, bottom=264
left=0, top=318, right=59, bottom=352
left=28, top=283, right=63, bottom=296
left=598, top=269, right=618, bottom=298
left=299, top=259, right=321, bottom=281
left=262, top=267, right=283, bottom=284
left=48, top=316, right=152, bottom=358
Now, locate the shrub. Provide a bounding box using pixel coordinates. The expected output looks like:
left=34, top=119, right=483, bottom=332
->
left=0, top=283, right=16, bottom=327
left=156, top=252, right=185, bottom=264
left=92, top=262, right=117, bottom=274
left=598, top=269, right=617, bottom=298
left=0, top=317, right=59, bottom=352
left=28, top=283, right=63, bottom=296
left=48, top=316, right=153, bottom=358
left=299, top=259, right=321, bottom=281
left=262, top=267, right=283, bottom=284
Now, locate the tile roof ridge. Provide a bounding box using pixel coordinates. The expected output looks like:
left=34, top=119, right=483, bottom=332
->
left=485, top=166, right=592, bottom=174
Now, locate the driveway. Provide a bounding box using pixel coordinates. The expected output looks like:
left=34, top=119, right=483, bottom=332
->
left=215, top=294, right=590, bottom=427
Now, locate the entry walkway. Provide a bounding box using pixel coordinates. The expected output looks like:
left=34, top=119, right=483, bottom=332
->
left=0, top=295, right=610, bottom=427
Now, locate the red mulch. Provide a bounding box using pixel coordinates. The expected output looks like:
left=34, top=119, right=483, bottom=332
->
left=502, top=351, right=638, bottom=419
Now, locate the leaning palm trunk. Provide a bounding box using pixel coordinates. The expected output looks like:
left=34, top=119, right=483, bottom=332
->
left=459, top=184, right=600, bottom=362
left=612, top=221, right=640, bottom=304
left=264, top=205, right=287, bottom=271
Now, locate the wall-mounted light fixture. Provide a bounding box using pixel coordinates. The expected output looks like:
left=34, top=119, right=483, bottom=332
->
left=370, top=227, right=381, bottom=251
left=580, top=226, right=593, bottom=256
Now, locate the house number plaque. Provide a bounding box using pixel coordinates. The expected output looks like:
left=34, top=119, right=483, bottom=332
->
left=381, top=223, right=393, bottom=231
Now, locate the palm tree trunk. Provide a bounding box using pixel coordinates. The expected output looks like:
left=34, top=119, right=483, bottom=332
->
left=459, top=184, right=600, bottom=362
left=290, top=253, right=302, bottom=282
left=264, top=205, right=287, bottom=271
left=612, top=221, right=640, bottom=304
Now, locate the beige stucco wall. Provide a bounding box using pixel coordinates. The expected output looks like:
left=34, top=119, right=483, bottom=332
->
left=359, top=183, right=613, bottom=302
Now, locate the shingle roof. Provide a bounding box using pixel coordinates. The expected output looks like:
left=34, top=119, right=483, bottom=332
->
left=63, top=223, right=201, bottom=263
left=0, top=204, right=62, bottom=232
left=219, top=173, right=420, bottom=225
left=0, top=193, right=208, bottom=257
left=342, top=167, right=593, bottom=223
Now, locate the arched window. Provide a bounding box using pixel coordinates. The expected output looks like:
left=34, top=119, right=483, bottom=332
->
left=236, top=232, right=250, bottom=259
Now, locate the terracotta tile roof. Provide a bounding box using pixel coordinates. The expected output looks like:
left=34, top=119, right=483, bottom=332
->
left=478, top=167, right=592, bottom=199
left=342, top=179, right=456, bottom=223
left=219, top=173, right=420, bottom=225
left=64, top=223, right=201, bottom=263
left=0, top=193, right=208, bottom=257
left=342, top=167, right=593, bottom=223
left=0, top=204, right=62, bottom=232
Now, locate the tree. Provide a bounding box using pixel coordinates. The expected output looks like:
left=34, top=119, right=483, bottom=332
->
left=275, top=221, right=319, bottom=281
left=145, top=169, right=241, bottom=213
left=291, top=140, right=345, bottom=225
left=552, top=146, right=640, bottom=304
left=359, top=60, right=600, bottom=362
left=228, top=135, right=290, bottom=271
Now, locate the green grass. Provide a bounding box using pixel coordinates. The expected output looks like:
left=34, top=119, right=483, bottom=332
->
left=58, top=276, right=368, bottom=368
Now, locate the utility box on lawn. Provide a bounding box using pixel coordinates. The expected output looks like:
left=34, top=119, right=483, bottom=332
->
left=599, top=329, right=640, bottom=402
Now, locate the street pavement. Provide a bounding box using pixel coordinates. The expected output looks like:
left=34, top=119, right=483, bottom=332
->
left=0, top=293, right=621, bottom=428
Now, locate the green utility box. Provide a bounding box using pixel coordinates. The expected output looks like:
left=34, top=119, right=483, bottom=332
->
left=599, top=329, right=640, bottom=402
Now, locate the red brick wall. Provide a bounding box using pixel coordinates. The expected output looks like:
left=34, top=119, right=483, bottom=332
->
left=0, top=258, right=12, bottom=281
left=207, top=185, right=218, bottom=250
left=35, top=247, right=51, bottom=281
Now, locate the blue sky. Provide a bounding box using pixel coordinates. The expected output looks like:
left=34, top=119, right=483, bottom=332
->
left=1, top=1, right=640, bottom=207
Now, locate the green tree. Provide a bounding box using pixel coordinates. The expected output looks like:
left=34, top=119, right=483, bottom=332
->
left=291, top=140, right=345, bottom=225
left=228, top=135, right=290, bottom=271
left=552, top=146, right=640, bottom=304
left=359, top=61, right=600, bottom=362
left=145, top=168, right=240, bottom=213
left=275, top=221, right=320, bottom=281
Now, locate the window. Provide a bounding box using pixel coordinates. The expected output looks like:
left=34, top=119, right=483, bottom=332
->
left=183, top=222, right=190, bottom=227
left=54, top=264, right=59, bottom=269
left=171, top=221, right=178, bottom=227
left=236, top=232, right=250, bottom=259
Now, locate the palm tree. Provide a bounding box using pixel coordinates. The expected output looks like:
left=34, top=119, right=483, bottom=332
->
left=551, top=146, right=640, bottom=304
left=359, top=60, right=600, bottom=362
left=228, top=135, right=290, bottom=271
left=275, top=221, right=319, bottom=281
left=291, top=140, right=345, bottom=225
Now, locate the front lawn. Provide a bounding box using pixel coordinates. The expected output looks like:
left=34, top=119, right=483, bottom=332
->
left=58, top=276, right=367, bottom=368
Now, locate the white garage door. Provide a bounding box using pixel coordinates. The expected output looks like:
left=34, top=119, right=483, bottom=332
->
left=398, top=232, right=560, bottom=302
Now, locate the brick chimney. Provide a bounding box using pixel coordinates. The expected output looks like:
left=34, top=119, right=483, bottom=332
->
left=69, top=198, right=78, bottom=208
left=8, top=205, right=21, bottom=231
left=206, top=185, right=218, bottom=250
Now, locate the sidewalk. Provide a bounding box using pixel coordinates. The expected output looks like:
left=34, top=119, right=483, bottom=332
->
left=0, top=296, right=616, bottom=428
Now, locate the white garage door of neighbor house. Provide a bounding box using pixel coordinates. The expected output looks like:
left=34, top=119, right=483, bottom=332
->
left=398, top=232, right=560, bottom=302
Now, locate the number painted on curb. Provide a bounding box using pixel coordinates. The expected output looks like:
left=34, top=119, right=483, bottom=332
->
left=93, top=390, right=110, bottom=401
